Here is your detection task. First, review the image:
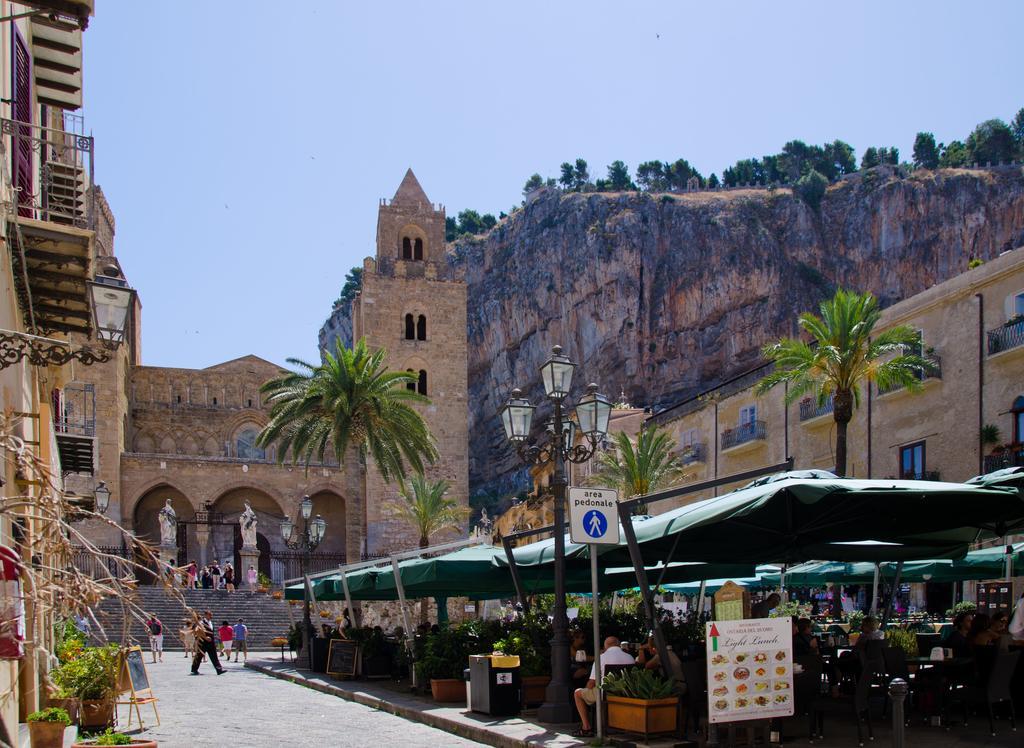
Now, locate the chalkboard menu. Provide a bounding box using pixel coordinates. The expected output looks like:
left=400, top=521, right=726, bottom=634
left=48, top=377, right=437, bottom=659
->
left=123, top=647, right=151, bottom=693
left=327, top=639, right=358, bottom=678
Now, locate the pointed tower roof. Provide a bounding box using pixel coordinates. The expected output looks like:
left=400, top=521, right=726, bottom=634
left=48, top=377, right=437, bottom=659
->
left=391, top=168, right=431, bottom=209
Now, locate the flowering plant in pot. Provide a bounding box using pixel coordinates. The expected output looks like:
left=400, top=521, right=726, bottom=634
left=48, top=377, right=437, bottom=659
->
left=52, top=645, right=121, bottom=729
left=27, top=707, right=70, bottom=748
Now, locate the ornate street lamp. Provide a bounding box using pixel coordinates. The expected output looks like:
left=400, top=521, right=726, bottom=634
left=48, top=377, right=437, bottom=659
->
left=497, top=345, right=612, bottom=723
left=93, top=481, right=110, bottom=514
left=281, top=494, right=326, bottom=670
left=88, top=268, right=135, bottom=350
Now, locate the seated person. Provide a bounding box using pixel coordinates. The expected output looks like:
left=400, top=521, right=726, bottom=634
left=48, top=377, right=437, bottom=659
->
left=636, top=635, right=685, bottom=693
left=573, top=636, right=634, bottom=737
left=967, top=612, right=992, bottom=648
left=752, top=593, right=781, bottom=619
left=794, top=617, right=820, bottom=657
left=973, top=611, right=1012, bottom=650
left=569, top=630, right=592, bottom=683
left=855, top=615, right=884, bottom=647
left=944, top=611, right=974, bottom=658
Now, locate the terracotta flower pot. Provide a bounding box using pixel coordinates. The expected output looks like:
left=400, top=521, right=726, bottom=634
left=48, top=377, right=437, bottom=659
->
left=79, top=699, right=114, bottom=729
left=28, top=721, right=66, bottom=748
left=430, top=678, right=465, bottom=702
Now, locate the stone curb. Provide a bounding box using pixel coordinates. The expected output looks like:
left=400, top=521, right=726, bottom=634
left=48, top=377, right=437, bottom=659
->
left=245, top=662, right=526, bottom=748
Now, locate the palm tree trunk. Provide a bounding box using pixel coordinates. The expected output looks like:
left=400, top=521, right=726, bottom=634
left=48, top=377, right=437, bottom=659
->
left=833, top=389, right=854, bottom=477
left=419, top=534, right=429, bottom=624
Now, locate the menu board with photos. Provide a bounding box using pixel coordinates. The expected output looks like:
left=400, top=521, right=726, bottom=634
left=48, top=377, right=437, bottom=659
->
left=706, top=618, right=795, bottom=724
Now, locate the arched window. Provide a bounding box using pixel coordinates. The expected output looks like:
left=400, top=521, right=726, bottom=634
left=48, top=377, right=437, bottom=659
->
left=236, top=427, right=266, bottom=461
left=402, top=237, right=412, bottom=260
left=416, top=314, right=426, bottom=341
left=417, top=369, right=427, bottom=396
left=413, top=238, right=424, bottom=261
left=404, top=313, right=415, bottom=340
left=406, top=369, right=416, bottom=392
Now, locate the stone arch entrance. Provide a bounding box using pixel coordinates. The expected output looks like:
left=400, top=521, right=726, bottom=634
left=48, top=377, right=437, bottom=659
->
left=210, top=487, right=285, bottom=584
left=132, top=484, right=195, bottom=582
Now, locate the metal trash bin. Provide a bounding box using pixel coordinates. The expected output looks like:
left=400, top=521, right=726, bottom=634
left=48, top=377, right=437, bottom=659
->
left=469, top=654, right=521, bottom=716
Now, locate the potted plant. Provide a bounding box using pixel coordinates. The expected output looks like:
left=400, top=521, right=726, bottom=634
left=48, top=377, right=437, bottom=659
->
left=27, top=707, right=70, bottom=748
left=415, top=625, right=470, bottom=702
left=602, top=668, right=678, bottom=739
left=256, top=572, right=272, bottom=594
left=495, top=630, right=549, bottom=706
left=71, top=727, right=158, bottom=747
left=52, top=645, right=120, bottom=729
left=982, top=424, right=1002, bottom=452
left=44, top=687, right=80, bottom=725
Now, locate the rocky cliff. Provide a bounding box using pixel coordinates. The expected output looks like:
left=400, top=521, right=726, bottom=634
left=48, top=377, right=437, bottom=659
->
left=321, top=166, right=1024, bottom=497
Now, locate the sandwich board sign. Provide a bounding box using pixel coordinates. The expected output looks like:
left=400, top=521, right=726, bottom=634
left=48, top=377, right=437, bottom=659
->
left=568, top=487, right=619, bottom=545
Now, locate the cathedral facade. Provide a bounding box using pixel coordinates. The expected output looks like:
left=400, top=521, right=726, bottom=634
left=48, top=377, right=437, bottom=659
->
left=73, top=172, right=468, bottom=581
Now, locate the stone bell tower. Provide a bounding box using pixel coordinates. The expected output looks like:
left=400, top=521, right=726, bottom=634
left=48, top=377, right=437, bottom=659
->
left=350, top=169, right=469, bottom=553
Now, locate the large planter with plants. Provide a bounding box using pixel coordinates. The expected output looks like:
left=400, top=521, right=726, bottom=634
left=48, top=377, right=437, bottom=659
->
left=51, top=644, right=120, bottom=730
left=416, top=624, right=473, bottom=702
left=72, top=728, right=158, bottom=747
left=80, top=699, right=115, bottom=729
left=602, top=669, right=678, bottom=739
left=430, top=678, right=465, bottom=702
left=27, top=707, right=71, bottom=748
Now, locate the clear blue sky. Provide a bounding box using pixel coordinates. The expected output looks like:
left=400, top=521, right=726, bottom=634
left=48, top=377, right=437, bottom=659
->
left=83, top=1, right=1022, bottom=369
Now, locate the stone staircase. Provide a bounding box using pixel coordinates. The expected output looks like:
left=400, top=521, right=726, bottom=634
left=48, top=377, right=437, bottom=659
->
left=91, top=587, right=296, bottom=650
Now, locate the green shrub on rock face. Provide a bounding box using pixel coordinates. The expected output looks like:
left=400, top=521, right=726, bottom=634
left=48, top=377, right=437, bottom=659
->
left=794, top=169, right=828, bottom=211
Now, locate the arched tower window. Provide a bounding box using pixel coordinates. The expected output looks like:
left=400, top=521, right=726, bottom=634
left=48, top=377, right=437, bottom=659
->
left=236, top=427, right=266, bottom=461
left=416, top=314, right=426, bottom=341
left=404, top=313, right=415, bottom=340
left=414, top=238, right=424, bottom=261
left=406, top=369, right=416, bottom=392
left=402, top=236, right=412, bottom=260
left=418, top=369, right=428, bottom=396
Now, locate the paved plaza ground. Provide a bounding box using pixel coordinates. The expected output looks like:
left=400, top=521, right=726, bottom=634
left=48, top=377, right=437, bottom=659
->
left=115, top=651, right=479, bottom=747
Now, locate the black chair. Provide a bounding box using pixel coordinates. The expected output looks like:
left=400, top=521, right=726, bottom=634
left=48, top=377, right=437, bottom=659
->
left=916, top=632, right=942, bottom=657
left=814, top=647, right=885, bottom=745
left=950, top=650, right=1019, bottom=735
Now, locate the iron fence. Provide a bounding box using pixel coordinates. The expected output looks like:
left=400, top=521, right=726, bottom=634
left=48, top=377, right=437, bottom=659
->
left=721, top=420, right=767, bottom=450
left=984, top=448, right=1024, bottom=473
left=799, top=396, right=834, bottom=422
left=70, top=545, right=132, bottom=580
left=987, top=317, right=1024, bottom=356
left=267, top=550, right=349, bottom=584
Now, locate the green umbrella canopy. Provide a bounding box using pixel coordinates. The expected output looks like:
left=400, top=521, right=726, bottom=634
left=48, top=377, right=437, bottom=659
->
left=966, top=466, right=1024, bottom=491
left=600, top=477, right=1024, bottom=567
left=662, top=565, right=781, bottom=595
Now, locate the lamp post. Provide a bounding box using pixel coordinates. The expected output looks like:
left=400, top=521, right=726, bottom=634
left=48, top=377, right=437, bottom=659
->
left=93, top=481, right=110, bottom=514
left=498, top=345, right=612, bottom=723
left=281, top=495, right=326, bottom=669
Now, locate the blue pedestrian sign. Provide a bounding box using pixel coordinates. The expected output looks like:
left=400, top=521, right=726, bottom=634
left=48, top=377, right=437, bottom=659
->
left=568, top=487, right=620, bottom=545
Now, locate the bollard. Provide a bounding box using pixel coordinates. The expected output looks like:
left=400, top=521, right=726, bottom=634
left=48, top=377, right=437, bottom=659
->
left=888, top=678, right=908, bottom=748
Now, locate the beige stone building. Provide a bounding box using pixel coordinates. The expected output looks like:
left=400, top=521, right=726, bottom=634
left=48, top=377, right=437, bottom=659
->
left=648, top=246, right=1024, bottom=501
left=66, top=171, right=470, bottom=582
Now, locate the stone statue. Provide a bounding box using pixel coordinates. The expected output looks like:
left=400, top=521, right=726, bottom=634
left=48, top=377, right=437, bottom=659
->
left=157, top=499, right=177, bottom=546
left=478, top=508, right=493, bottom=535
left=240, top=501, right=258, bottom=548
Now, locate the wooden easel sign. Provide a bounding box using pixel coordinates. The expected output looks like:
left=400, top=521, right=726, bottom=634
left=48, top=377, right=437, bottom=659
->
left=117, top=647, right=160, bottom=729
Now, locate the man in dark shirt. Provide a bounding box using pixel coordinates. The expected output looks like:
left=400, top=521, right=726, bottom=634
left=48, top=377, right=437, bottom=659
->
left=752, top=593, right=781, bottom=619
left=191, top=610, right=225, bottom=675
left=793, top=618, right=819, bottom=657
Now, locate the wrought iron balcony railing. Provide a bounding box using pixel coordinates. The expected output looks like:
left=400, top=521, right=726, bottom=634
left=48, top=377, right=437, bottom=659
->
left=799, top=396, right=834, bottom=422
left=721, top=420, right=767, bottom=450
left=3, top=117, right=94, bottom=229
left=984, top=448, right=1024, bottom=473
left=987, top=317, right=1024, bottom=356
left=878, top=355, right=942, bottom=395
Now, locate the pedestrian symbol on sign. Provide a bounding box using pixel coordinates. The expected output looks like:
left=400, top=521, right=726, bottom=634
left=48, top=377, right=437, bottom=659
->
left=583, top=510, right=607, bottom=539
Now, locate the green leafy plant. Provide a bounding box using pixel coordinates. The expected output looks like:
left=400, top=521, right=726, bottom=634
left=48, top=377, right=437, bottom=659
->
left=257, top=571, right=272, bottom=588
left=884, top=628, right=919, bottom=657
left=769, top=601, right=811, bottom=619
left=27, top=707, right=71, bottom=724
left=946, top=601, right=977, bottom=618
left=92, top=728, right=133, bottom=745
left=981, top=424, right=1002, bottom=447
left=415, top=624, right=473, bottom=682
left=968, top=257, right=985, bottom=269
left=51, top=645, right=120, bottom=701
left=846, top=610, right=865, bottom=633
left=601, top=668, right=674, bottom=700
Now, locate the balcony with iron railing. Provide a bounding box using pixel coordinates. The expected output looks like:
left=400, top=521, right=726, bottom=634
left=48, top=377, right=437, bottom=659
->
left=984, top=447, right=1024, bottom=473
left=877, top=354, right=942, bottom=396
left=987, top=317, right=1024, bottom=357
left=53, top=382, right=96, bottom=474
left=721, top=420, right=768, bottom=452
left=799, top=396, right=834, bottom=423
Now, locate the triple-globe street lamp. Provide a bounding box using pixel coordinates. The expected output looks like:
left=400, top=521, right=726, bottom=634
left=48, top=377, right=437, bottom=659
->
left=498, top=345, right=612, bottom=723
left=281, top=495, right=327, bottom=669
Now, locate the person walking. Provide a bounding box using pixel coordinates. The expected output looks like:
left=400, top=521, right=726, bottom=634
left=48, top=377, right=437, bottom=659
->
left=211, top=561, right=222, bottom=591
left=187, top=560, right=198, bottom=590
left=191, top=610, right=225, bottom=675
left=145, top=613, right=164, bottom=663
left=178, top=618, right=194, bottom=658
left=224, top=562, right=235, bottom=593
left=232, top=618, right=248, bottom=663
left=218, top=620, right=234, bottom=659
left=246, top=565, right=258, bottom=592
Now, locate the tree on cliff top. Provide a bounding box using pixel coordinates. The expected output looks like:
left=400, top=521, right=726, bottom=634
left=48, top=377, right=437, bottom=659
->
left=966, top=119, right=1016, bottom=165
left=334, top=266, right=363, bottom=308
left=756, top=289, right=929, bottom=477
left=913, top=133, right=940, bottom=169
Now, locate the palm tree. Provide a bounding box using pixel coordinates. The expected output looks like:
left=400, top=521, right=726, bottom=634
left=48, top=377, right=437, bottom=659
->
left=396, top=473, right=469, bottom=549
left=587, top=427, right=686, bottom=514
left=257, top=338, right=437, bottom=479
left=755, top=289, right=929, bottom=477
